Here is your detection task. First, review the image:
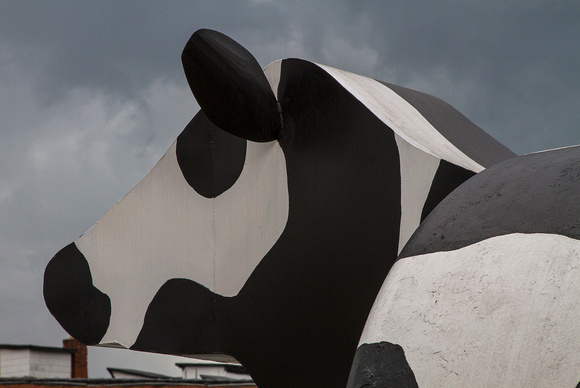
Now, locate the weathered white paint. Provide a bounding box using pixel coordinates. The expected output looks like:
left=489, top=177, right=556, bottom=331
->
left=317, top=64, right=484, bottom=173
left=0, top=348, right=71, bottom=378
left=394, top=134, right=440, bottom=253
left=359, top=233, right=580, bottom=387
left=77, top=139, right=289, bottom=348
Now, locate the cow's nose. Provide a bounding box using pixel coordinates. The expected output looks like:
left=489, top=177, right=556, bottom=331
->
left=44, top=243, right=111, bottom=345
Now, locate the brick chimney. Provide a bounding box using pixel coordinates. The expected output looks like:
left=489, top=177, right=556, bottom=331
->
left=63, top=338, right=88, bottom=378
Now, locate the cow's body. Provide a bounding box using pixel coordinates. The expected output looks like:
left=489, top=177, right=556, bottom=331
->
left=348, top=146, right=580, bottom=387
left=44, top=30, right=514, bottom=387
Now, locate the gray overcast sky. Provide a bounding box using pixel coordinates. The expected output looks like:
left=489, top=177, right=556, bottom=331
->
left=1, top=0, right=579, bottom=378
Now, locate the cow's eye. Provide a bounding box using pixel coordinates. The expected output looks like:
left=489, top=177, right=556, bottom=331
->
left=176, top=111, right=247, bottom=198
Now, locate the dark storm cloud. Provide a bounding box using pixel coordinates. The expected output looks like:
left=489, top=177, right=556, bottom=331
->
left=1, top=1, right=195, bottom=101
left=0, top=1, right=292, bottom=102
left=0, top=0, right=578, bottom=377
left=344, top=1, right=580, bottom=152
left=265, top=1, right=579, bottom=153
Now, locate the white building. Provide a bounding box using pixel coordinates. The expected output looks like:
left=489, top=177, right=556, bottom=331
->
left=0, top=340, right=255, bottom=387
left=0, top=344, right=74, bottom=378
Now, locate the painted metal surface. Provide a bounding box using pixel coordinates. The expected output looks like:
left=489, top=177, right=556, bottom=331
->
left=44, top=29, right=514, bottom=387
left=359, top=234, right=580, bottom=387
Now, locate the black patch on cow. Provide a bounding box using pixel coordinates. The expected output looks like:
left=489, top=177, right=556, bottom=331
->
left=347, top=342, right=418, bottom=388
left=176, top=111, right=246, bottom=198
left=131, top=278, right=224, bottom=355
left=181, top=29, right=281, bottom=142
left=43, top=243, right=111, bottom=345
left=381, top=81, right=516, bottom=168
left=421, top=159, right=475, bottom=222
left=401, top=146, right=580, bottom=259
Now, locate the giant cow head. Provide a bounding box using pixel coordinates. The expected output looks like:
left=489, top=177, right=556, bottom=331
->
left=44, top=29, right=514, bottom=387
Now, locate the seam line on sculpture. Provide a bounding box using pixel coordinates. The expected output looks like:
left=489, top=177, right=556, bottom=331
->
left=210, top=125, right=217, bottom=293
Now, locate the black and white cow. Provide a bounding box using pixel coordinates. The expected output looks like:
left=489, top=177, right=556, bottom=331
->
left=348, top=145, right=580, bottom=387
left=43, top=29, right=514, bottom=387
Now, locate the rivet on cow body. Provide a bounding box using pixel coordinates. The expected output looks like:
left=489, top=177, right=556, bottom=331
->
left=44, top=29, right=515, bottom=387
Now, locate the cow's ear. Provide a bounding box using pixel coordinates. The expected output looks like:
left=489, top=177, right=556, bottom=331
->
left=182, top=29, right=281, bottom=142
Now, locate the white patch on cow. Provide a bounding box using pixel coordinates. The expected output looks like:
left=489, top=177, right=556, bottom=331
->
left=264, top=60, right=282, bottom=100
left=76, top=139, right=289, bottom=348
left=394, top=134, right=440, bottom=253
left=359, top=233, right=580, bottom=387
left=316, top=64, right=484, bottom=173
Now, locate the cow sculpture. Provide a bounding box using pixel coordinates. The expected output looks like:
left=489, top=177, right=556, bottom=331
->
left=44, top=29, right=514, bottom=387
left=348, top=146, right=580, bottom=387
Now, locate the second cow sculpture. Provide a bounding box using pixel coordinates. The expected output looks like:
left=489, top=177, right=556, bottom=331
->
left=44, top=29, right=514, bottom=387
left=349, top=145, right=580, bottom=387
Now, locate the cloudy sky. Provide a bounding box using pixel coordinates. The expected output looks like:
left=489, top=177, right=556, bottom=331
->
left=1, top=0, right=578, bottom=378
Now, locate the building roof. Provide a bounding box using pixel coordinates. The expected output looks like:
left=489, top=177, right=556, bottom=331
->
left=0, top=377, right=256, bottom=387
left=106, top=369, right=173, bottom=380
left=0, top=344, right=74, bottom=354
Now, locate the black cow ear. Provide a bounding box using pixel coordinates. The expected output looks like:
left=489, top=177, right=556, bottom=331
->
left=182, top=29, right=281, bottom=142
